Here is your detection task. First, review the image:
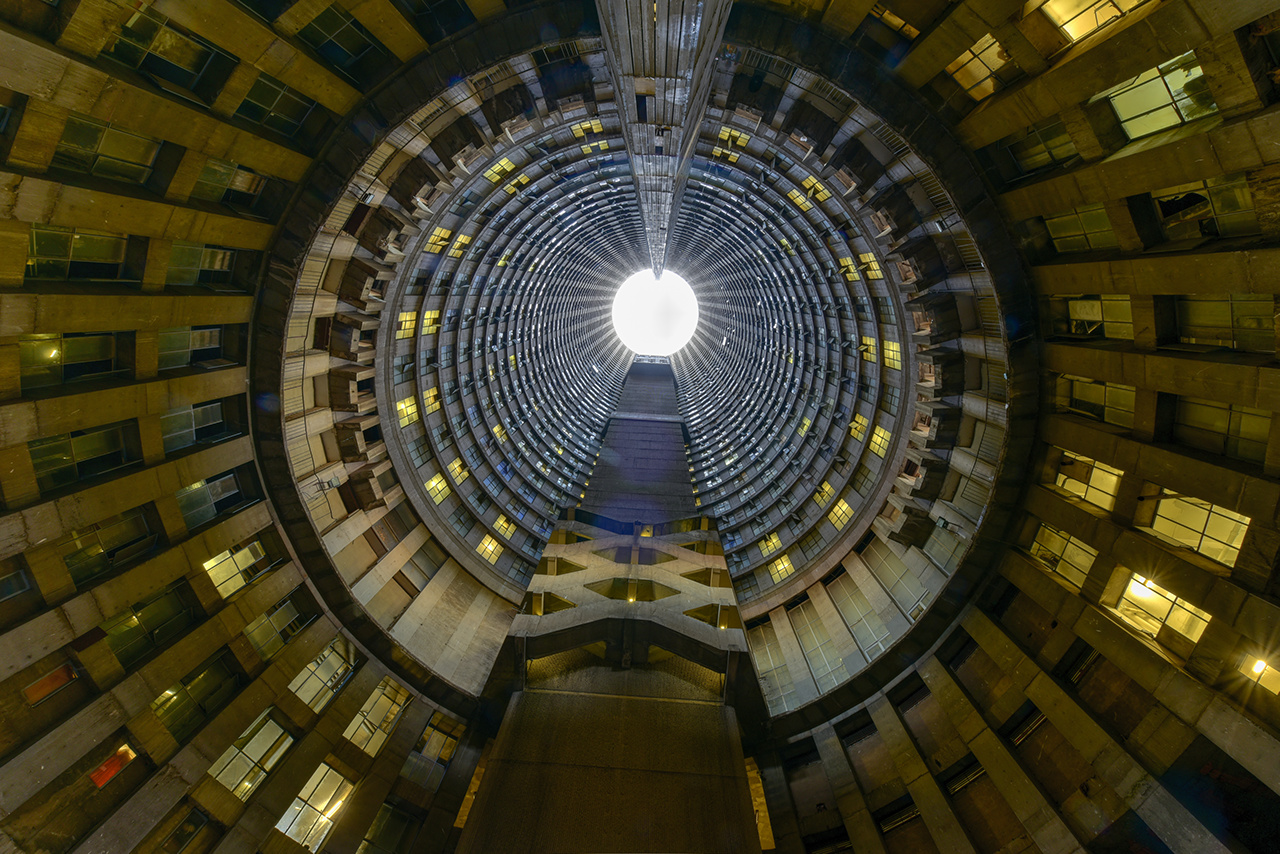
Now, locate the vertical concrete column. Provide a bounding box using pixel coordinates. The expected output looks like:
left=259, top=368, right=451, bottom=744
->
left=141, top=239, right=173, bottom=293
left=0, top=220, right=31, bottom=285
left=769, top=606, right=820, bottom=706
left=138, top=415, right=167, bottom=466
left=755, top=749, right=805, bottom=854
left=963, top=608, right=1236, bottom=854
left=807, top=582, right=864, bottom=675
left=812, top=723, right=886, bottom=853
left=416, top=725, right=487, bottom=854
left=0, top=445, right=39, bottom=510
left=1102, top=200, right=1145, bottom=252
left=211, top=64, right=262, bottom=117
left=325, top=700, right=434, bottom=854
left=1195, top=31, right=1270, bottom=119
left=868, top=694, right=977, bottom=854
left=0, top=342, right=22, bottom=400
left=1059, top=102, right=1128, bottom=163
left=917, top=656, right=1087, bottom=854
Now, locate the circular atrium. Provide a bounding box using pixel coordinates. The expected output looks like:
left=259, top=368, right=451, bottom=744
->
left=1, top=1, right=1279, bottom=853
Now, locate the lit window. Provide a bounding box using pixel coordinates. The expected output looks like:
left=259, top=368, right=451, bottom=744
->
left=275, top=763, right=353, bottom=850
left=1053, top=450, right=1122, bottom=511
left=396, top=396, right=419, bottom=428
left=571, top=118, right=603, bottom=137
left=287, top=637, right=356, bottom=713
left=209, top=709, right=294, bottom=800
left=828, top=499, right=854, bottom=530
left=425, top=473, right=451, bottom=504
left=447, top=457, right=469, bottom=484
left=22, top=662, right=79, bottom=705
left=244, top=594, right=310, bottom=660
left=89, top=744, right=137, bottom=788
left=422, top=387, right=441, bottom=414
left=883, top=341, right=902, bottom=370
left=850, top=413, right=869, bottom=441
left=767, top=554, right=794, bottom=583
left=202, top=540, right=267, bottom=599
left=787, top=188, right=813, bottom=212
left=493, top=424, right=509, bottom=443
left=505, top=174, right=530, bottom=194
left=482, top=157, right=515, bottom=182
left=1115, top=574, right=1211, bottom=646
left=1039, top=0, right=1143, bottom=42
left=1099, top=51, right=1217, bottom=140
left=402, top=712, right=465, bottom=791
left=858, top=253, right=883, bottom=279
left=801, top=175, right=831, bottom=202
left=869, top=426, right=891, bottom=457
left=861, top=336, right=876, bottom=363
left=494, top=515, right=516, bottom=538
left=837, top=257, right=859, bottom=281
left=476, top=535, right=503, bottom=564
left=1150, top=493, right=1250, bottom=566
left=797, top=416, right=811, bottom=437
left=1056, top=375, right=1134, bottom=428
left=422, top=310, right=441, bottom=334
left=343, top=677, right=411, bottom=756
left=447, top=234, right=472, bottom=258
left=945, top=33, right=1016, bottom=101
left=1029, top=523, right=1096, bottom=589
left=814, top=481, right=835, bottom=506
left=425, top=227, right=452, bottom=254
left=1241, top=657, right=1280, bottom=695
left=759, top=532, right=782, bottom=557
left=395, top=312, right=416, bottom=339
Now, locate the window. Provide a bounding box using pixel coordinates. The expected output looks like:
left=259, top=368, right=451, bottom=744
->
left=447, top=457, right=469, bottom=484
left=475, top=535, right=502, bottom=564
left=869, top=425, right=891, bottom=457
left=859, top=253, right=883, bottom=280
left=814, top=481, right=835, bottom=507
left=1240, top=657, right=1280, bottom=695
left=1174, top=295, right=1274, bottom=353
left=275, top=763, right=353, bottom=850
left=850, top=413, right=869, bottom=441
left=107, top=6, right=234, bottom=99
left=208, top=708, right=294, bottom=800
left=827, top=571, right=892, bottom=658
left=190, top=158, right=265, bottom=206
left=236, top=73, right=319, bottom=138
left=828, top=498, right=854, bottom=530
left=151, top=652, right=241, bottom=743
left=1028, top=522, right=1097, bottom=589
left=396, top=396, right=419, bottom=428
left=494, top=514, right=516, bottom=538
left=1053, top=450, right=1122, bottom=511
left=746, top=622, right=797, bottom=715
left=1055, top=375, right=1135, bottom=428
left=161, top=401, right=227, bottom=453
left=448, top=234, right=472, bottom=258
left=158, top=326, right=225, bottom=369
left=422, top=386, right=441, bottom=414
left=853, top=463, right=875, bottom=495
left=864, top=539, right=928, bottom=617
left=26, top=225, right=127, bottom=280
left=994, top=118, right=1077, bottom=177
left=158, top=806, right=209, bottom=853
left=101, top=581, right=197, bottom=669
left=176, top=472, right=244, bottom=529
left=202, top=540, right=268, bottom=599
left=422, top=310, right=441, bottom=334
left=861, top=336, right=877, bottom=363
left=759, top=532, right=782, bottom=558
left=288, top=637, right=358, bottom=713
left=1043, top=204, right=1118, bottom=252
left=790, top=599, right=842, bottom=692
left=358, top=803, right=416, bottom=854
left=1049, top=295, right=1133, bottom=340
left=22, top=662, right=79, bottom=705
left=90, top=744, right=138, bottom=788
left=57, top=506, right=156, bottom=587
left=402, top=712, right=465, bottom=791
left=767, top=554, right=794, bottom=584
left=344, top=677, right=411, bottom=756
left=297, top=4, right=389, bottom=84
left=1173, top=396, right=1269, bottom=463
left=449, top=506, right=474, bottom=537
left=395, top=311, right=417, bottom=339
left=1115, top=574, right=1210, bottom=646
left=1149, top=493, right=1250, bottom=566
left=787, top=188, right=813, bottom=212
left=1099, top=51, right=1217, bottom=140
left=244, top=592, right=312, bottom=659
left=883, top=340, right=902, bottom=370
left=880, top=386, right=901, bottom=417
left=1034, top=0, right=1144, bottom=43
left=425, top=472, right=451, bottom=504
left=52, top=114, right=160, bottom=184
left=166, top=242, right=236, bottom=288
left=1152, top=173, right=1257, bottom=241
left=29, top=420, right=135, bottom=492
left=945, top=33, right=1018, bottom=101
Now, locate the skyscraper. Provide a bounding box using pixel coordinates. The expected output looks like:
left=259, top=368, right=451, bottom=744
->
left=0, top=0, right=1278, bottom=851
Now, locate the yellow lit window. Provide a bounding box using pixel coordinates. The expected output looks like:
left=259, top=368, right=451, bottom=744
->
left=828, top=498, right=853, bottom=530
left=422, top=386, right=440, bottom=414
left=447, top=234, right=471, bottom=258
left=447, top=457, right=469, bottom=484
left=571, top=118, right=603, bottom=137
left=494, top=515, right=516, bottom=538
left=1055, top=451, right=1123, bottom=512
left=580, top=141, right=609, bottom=154
left=802, top=175, right=831, bottom=202
left=884, top=340, right=902, bottom=370
left=482, top=157, right=515, bottom=183
left=1151, top=493, right=1250, bottom=567
left=859, top=253, right=883, bottom=279
left=759, top=532, right=782, bottom=557
left=505, top=174, right=530, bottom=194
left=718, top=126, right=750, bottom=146
left=712, top=145, right=740, bottom=162
left=422, top=310, right=440, bottom=334
left=1241, top=657, right=1280, bottom=694
left=1115, top=574, right=1211, bottom=644
left=396, top=396, right=419, bottom=428
left=395, top=311, right=416, bottom=339
left=476, top=535, right=502, bottom=564
left=870, top=425, right=891, bottom=457
left=814, top=481, right=835, bottom=506
left=861, top=336, right=877, bottom=363
left=850, top=413, right=869, bottom=441
left=787, top=188, right=813, bottom=212
left=779, top=237, right=796, bottom=256
left=497, top=251, right=511, bottom=267
left=838, top=257, right=859, bottom=281
left=797, top=416, right=811, bottom=437
left=425, top=473, right=450, bottom=504
left=425, top=227, right=452, bottom=254
left=493, top=424, right=508, bottom=443
left=767, top=554, right=795, bottom=583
